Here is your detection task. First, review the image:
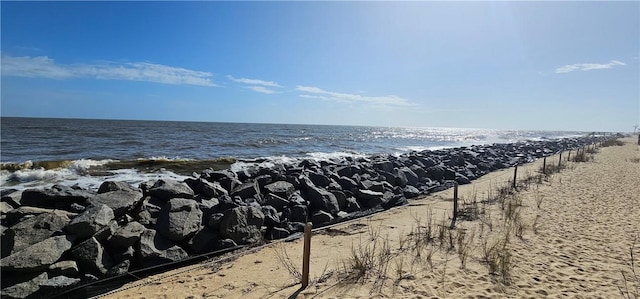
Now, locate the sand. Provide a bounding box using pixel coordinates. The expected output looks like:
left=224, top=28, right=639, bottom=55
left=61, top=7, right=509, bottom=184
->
left=103, top=136, right=640, bottom=299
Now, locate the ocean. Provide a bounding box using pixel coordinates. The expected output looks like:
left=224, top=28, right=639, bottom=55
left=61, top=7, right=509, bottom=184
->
left=0, top=117, right=585, bottom=191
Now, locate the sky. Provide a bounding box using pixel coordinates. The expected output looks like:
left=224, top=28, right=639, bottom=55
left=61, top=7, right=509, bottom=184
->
left=1, top=1, right=638, bottom=132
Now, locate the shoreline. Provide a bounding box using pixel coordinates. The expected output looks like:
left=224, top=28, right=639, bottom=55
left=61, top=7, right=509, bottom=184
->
left=0, top=135, right=627, bottom=298
left=104, top=136, right=640, bottom=298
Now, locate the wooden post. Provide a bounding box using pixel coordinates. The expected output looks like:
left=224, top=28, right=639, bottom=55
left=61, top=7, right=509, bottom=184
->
left=301, top=222, right=312, bottom=288
left=512, top=165, right=518, bottom=190
left=567, top=150, right=571, bottom=162
left=542, top=157, right=547, bottom=174
left=450, top=182, right=459, bottom=229
left=558, top=152, right=562, bottom=168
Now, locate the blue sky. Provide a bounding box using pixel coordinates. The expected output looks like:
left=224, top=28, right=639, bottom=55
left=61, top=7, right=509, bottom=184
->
left=1, top=1, right=638, bottom=132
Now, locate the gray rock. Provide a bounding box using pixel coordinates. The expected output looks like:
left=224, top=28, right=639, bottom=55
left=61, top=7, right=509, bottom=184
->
left=0, top=201, right=14, bottom=214
left=148, top=180, right=194, bottom=201
left=303, top=185, right=340, bottom=215
left=98, top=181, right=138, bottom=194
left=106, top=259, right=131, bottom=277
left=48, top=260, right=79, bottom=277
left=90, top=189, right=142, bottom=218
left=261, top=205, right=280, bottom=227
left=290, top=205, right=308, bottom=223
left=187, top=228, right=220, bottom=254
left=197, top=179, right=228, bottom=198
left=308, top=172, right=331, bottom=187
left=230, top=181, right=259, bottom=199
left=343, top=197, right=361, bottom=213
left=65, top=204, right=115, bottom=239
left=1, top=210, right=71, bottom=258
left=337, top=177, right=358, bottom=191
left=39, top=275, right=81, bottom=290
left=0, top=272, right=47, bottom=299
left=267, top=227, right=290, bottom=240
left=264, top=181, right=296, bottom=199
left=207, top=213, right=225, bottom=230
left=311, top=210, right=334, bottom=225
left=3, top=207, right=77, bottom=227
left=0, top=235, right=74, bottom=272
left=134, top=196, right=164, bottom=227
left=399, top=167, right=420, bottom=186
left=356, top=189, right=385, bottom=208
left=217, top=238, right=238, bottom=250
left=156, top=198, right=202, bottom=241
left=20, top=185, right=95, bottom=211
left=264, top=193, right=290, bottom=211
left=403, top=185, right=421, bottom=199
left=137, top=229, right=188, bottom=268
left=108, top=221, right=145, bottom=249
left=219, top=206, right=264, bottom=245
left=93, top=220, right=119, bottom=242
left=71, top=237, right=114, bottom=276
left=1, top=189, right=22, bottom=208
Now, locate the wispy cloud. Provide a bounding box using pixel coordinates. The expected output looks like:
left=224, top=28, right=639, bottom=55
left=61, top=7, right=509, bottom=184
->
left=1, top=55, right=217, bottom=86
left=296, top=85, right=415, bottom=107
left=227, top=75, right=282, bottom=94
left=247, top=86, right=277, bottom=94
left=555, top=60, right=626, bottom=74
left=226, top=75, right=282, bottom=87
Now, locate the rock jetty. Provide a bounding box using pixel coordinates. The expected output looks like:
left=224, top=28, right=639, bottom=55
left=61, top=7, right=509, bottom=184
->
left=0, top=136, right=611, bottom=298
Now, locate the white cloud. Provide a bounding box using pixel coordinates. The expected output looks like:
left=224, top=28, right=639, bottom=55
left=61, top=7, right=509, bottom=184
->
left=1, top=55, right=217, bottom=86
left=247, top=86, right=276, bottom=94
left=295, top=85, right=415, bottom=107
left=555, top=60, right=626, bottom=74
left=226, top=75, right=282, bottom=87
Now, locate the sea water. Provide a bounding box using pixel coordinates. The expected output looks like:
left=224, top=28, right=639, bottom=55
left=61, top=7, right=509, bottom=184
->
left=0, top=117, right=585, bottom=191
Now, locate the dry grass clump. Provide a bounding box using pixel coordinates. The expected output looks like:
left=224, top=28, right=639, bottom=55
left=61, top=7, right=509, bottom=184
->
left=601, top=138, right=625, bottom=147
left=618, top=236, right=639, bottom=299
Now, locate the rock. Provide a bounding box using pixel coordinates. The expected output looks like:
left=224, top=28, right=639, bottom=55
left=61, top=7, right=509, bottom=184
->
left=90, top=189, right=142, bottom=218
left=308, top=172, right=331, bottom=187
left=230, top=181, right=259, bottom=200
left=71, top=237, right=114, bottom=276
left=0, top=201, right=14, bottom=214
left=134, top=196, right=164, bottom=227
left=403, top=185, right=421, bottom=199
left=426, top=164, right=447, bottom=181
left=39, top=275, right=81, bottom=291
left=1, top=189, right=22, bottom=208
left=65, top=204, right=115, bottom=239
left=156, top=198, right=202, bottom=241
left=303, top=185, right=340, bottom=215
left=106, top=259, right=131, bottom=277
left=93, top=220, right=119, bottom=242
left=356, top=189, right=385, bottom=208
left=381, top=194, right=408, bottom=210
left=196, top=179, right=228, bottom=198
left=187, top=228, right=220, bottom=254
left=0, top=272, right=47, bottom=299
left=0, top=235, right=74, bottom=272
left=264, top=193, right=290, bottom=211
left=343, top=197, right=361, bottom=213
left=207, top=213, right=225, bottom=230
left=261, top=205, right=280, bottom=227
left=337, top=177, right=358, bottom=191
left=48, top=260, right=79, bottom=277
left=373, top=160, right=394, bottom=173
left=20, top=185, right=95, bottom=211
left=399, top=167, right=419, bottom=186
left=148, top=180, right=194, bottom=201
left=217, top=239, right=238, bottom=250
left=311, top=210, right=334, bottom=225
left=219, top=206, right=264, bottom=245
left=290, top=205, right=308, bottom=223
left=137, top=229, right=188, bottom=268
left=2, top=207, right=77, bottom=227
left=264, top=181, right=296, bottom=199
left=267, top=227, right=290, bottom=240
left=98, top=181, right=137, bottom=194
left=108, top=221, right=145, bottom=249
left=1, top=210, right=71, bottom=258
left=205, top=170, right=242, bottom=193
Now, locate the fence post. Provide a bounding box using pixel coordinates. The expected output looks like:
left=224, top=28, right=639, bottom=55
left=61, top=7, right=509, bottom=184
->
left=450, top=182, right=459, bottom=229
left=567, top=150, right=571, bottom=162
left=542, top=157, right=547, bottom=175
left=302, top=222, right=312, bottom=288
left=558, top=152, right=562, bottom=168
left=512, top=165, right=518, bottom=190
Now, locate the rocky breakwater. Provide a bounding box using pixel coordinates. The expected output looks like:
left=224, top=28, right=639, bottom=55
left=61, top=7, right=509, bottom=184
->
left=0, top=136, right=605, bottom=298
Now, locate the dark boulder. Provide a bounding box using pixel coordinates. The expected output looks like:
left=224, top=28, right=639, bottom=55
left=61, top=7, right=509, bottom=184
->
left=98, top=181, right=138, bottom=194
left=106, top=259, right=131, bottom=277
left=187, top=228, right=220, bottom=254
left=70, top=237, right=113, bottom=276
left=48, top=260, right=79, bottom=277
left=1, top=210, right=71, bottom=258
left=356, top=189, right=385, bottom=208
left=403, top=185, right=421, bottom=199
left=230, top=181, right=259, bottom=200
left=266, top=227, right=290, bottom=240
left=156, top=198, right=202, bottom=241
left=264, top=193, right=290, bottom=211
left=399, top=167, right=420, bottom=187
left=0, top=272, right=48, bottom=299
left=20, top=185, right=95, bottom=211
left=308, top=172, right=331, bottom=187
left=219, top=206, right=264, bottom=245
left=137, top=229, right=188, bottom=268
left=39, top=275, right=81, bottom=291
left=90, top=189, right=142, bottom=218
left=337, top=176, right=358, bottom=191
left=290, top=205, right=309, bottom=223
left=261, top=205, right=280, bottom=227
left=0, top=235, right=74, bottom=272
left=217, top=239, right=238, bottom=250
left=65, top=204, right=115, bottom=239
left=148, top=180, right=194, bottom=201
left=2, top=207, right=77, bottom=227
left=311, top=210, right=334, bottom=226
left=264, top=181, right=296, bottom=199
left=302, top=185, right=340, bottom=215
left=108, top=221, right=145, bottom=249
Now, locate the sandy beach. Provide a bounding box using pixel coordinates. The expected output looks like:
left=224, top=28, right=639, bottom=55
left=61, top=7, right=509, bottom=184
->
left=103, top=136, right=639, bottom=299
